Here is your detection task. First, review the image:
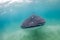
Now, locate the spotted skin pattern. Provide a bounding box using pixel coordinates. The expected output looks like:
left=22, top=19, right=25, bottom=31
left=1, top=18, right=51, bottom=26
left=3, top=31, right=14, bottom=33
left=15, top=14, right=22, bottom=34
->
left=21, top=15, right=45, bottom=28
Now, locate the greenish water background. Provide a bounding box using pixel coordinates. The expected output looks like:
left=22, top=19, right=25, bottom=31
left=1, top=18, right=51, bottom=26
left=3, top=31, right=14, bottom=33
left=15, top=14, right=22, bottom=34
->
left=0, top=0, right=60, bottom=40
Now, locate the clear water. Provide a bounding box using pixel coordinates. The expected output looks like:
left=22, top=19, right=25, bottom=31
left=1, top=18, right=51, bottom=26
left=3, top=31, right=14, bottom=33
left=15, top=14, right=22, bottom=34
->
left=0, top=0, right=60, bottom=40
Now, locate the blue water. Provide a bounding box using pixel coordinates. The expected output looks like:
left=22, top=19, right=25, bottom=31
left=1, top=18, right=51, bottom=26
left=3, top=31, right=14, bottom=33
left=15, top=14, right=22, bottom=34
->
left=0, top=0, right=60, bottom=40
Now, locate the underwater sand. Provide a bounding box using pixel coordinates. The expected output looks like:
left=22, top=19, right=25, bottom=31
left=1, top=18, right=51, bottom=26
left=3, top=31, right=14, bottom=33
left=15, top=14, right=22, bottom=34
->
left=2, top=19, right=60, bottom=40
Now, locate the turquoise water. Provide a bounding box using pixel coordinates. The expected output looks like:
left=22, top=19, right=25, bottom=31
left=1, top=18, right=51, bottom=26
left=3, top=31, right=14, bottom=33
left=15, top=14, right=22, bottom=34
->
left=0, top=0, right=60, bottom=40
